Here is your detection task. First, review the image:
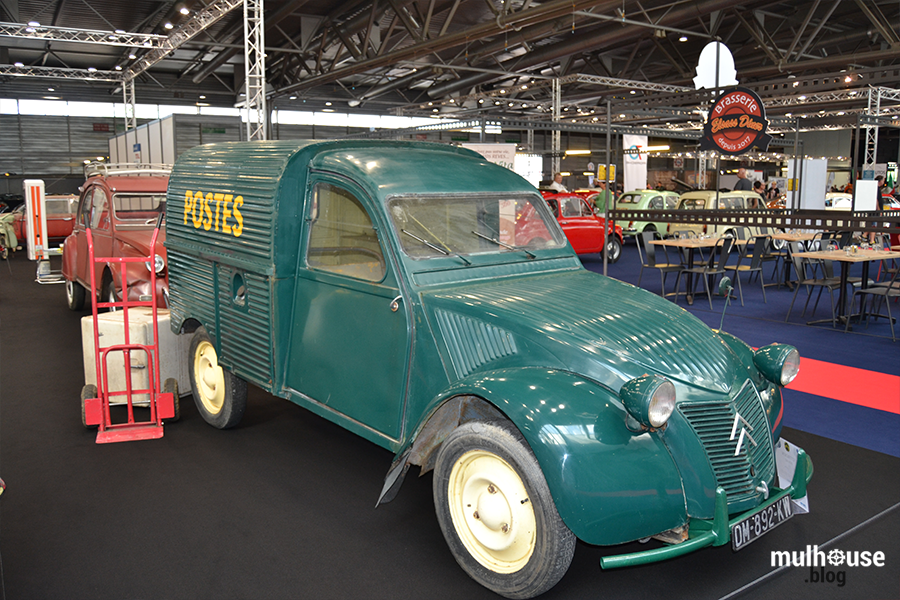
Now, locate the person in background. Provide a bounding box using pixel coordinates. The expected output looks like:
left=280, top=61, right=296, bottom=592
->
left=733, top=168, right=752, bottom=191
left=766, top=180, right=780, bottom=201
left=593, top=180, right=613, bottom=215
left=868, top=175, right=887, bottom=244
left=549, top=173, right=568, bottom=192
left=752, top=180, right=764, bottom=195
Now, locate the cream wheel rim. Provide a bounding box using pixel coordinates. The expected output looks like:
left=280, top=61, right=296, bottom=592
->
left=447, top=449, right=536, bottom=574
left=194, top=340, right=226, bottom=414
left=65, top=280, right=75, bottom=303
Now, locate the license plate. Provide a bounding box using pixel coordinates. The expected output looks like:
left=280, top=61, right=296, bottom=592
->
left=731, top=494, right=793, bottom=551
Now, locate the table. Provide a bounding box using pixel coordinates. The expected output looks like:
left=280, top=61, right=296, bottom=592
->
left=892, top=245, right=900, bottom=251
left=799, top=248, right=900, bottom=325
left=648, top=237, right=746, bottom=305
left=770, top=231, right=817, bottom=243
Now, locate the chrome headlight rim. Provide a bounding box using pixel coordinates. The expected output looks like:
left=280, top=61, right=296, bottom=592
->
left=146, top=253, right=166, bottom=274
left=753, top=344, right=800, bottom=386
left=620, top=374, right=677, bottom=429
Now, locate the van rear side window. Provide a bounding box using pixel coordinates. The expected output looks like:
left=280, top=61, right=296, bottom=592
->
left=307, top=182, right=386, bottom=282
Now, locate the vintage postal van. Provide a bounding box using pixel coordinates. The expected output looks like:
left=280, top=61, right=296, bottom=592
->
left=165, top=140, right=811, bottom=599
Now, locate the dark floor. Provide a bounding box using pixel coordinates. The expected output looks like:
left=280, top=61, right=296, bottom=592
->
left=1, top=246, right=898, bottom=600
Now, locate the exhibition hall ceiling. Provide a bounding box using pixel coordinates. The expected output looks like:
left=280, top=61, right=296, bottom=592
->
left=1, top=0, right=899, bottom=128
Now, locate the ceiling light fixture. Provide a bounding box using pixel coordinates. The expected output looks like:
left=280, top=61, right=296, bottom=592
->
left=679, top=35, right=688, bottom=42
left=180, top=7, right=190, bottom=14
left=164, top=22, right=174, bottom=29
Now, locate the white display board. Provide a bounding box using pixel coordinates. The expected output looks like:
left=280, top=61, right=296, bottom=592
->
left=787, top=159, right=828, bottom=210
left=853, top=180, right=879, bottom=211
left=460, top=143, right=517, bottom=171
left=23, top=179, right=48, bottom=261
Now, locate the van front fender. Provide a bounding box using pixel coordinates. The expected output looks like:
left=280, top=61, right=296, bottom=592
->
left=410, top=367, right=688, bottom=546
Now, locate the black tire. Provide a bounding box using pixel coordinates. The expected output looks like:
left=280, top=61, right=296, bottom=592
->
left=605, top=236, right=622, bottom=263
left=643, top=224, right=657, bottom=234
left=163, top=378, right=181, bottom=423
left=433, top=420, right=575, bottom=599
left=189, top=326, right=246, bottom=429
left=66, top=279, right=86, bottom=311
left=101, top=273, right=118, bottom=312
left=81, top=384, right=98, bottom=429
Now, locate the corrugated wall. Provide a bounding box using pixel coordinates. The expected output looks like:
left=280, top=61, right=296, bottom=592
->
left=0, top=114, right=119, bottom=175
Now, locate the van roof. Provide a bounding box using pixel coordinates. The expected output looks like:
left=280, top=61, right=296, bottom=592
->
left=171, top=139, right=535, bottom=201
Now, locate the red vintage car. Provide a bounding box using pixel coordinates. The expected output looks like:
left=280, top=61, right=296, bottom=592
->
left=11, top=194, right=79, bottom=244
left=540, top=192, right=623, bottom=262
left=62, top=167, right=169, bottom=310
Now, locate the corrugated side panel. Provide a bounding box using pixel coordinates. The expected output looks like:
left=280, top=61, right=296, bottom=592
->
left=166, top=142, right=300, bottom=268
left=678, top=381, right=776, bottom=506
left=434, top=309, right=517, bottom=378
left=167, top=250, right=217, bottom=340
left=217, top=267, right=274, bottom=389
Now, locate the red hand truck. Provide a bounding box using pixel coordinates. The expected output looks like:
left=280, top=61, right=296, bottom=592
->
left=80, top=213, right=176, bottom=443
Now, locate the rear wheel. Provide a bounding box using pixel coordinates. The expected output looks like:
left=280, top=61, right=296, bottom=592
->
left=100, top=273, right=118, bottom=312
left=605, top=237, right=622, bottom=263
left=189, top=326, right=246, bottom=429
left=163, top=377, right=181, bottom=423
left=66, top=279, right=86, bottom=310
left=433, top=420, right=575, bottom=599
left=81, top=384, right=98, bottom=429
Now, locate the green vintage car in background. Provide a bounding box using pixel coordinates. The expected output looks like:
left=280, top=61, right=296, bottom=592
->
left=617, top=189, right=680, bottom=238
left=165, top=140, right=812, bottom=599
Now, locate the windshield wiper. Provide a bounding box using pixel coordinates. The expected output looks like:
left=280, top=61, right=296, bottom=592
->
left=402, top=229, right=471, bottom=265
left=471, top=231, right=536, bottom=259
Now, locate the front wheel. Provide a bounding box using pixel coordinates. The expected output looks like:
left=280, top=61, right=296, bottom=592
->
left=605, top=237, right=622, bottom=263
left=433, top=421, right=575, bottom=599
left=189, top=326, right=247, bottom=429
left=66, top=279, right=86, bottom=310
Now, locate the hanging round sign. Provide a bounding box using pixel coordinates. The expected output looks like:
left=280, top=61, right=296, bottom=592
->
left=699, top=86, right=772, bottom=155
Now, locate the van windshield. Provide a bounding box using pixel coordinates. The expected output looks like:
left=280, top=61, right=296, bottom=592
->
left=113, top=193, right=166, bottom=227
left=387, top=194, right=565, bottom=259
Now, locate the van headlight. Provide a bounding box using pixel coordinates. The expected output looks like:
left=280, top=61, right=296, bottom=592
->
left=753, top=344, right=800, bottom=386
left=146, top=254, right=166, bottom=274
left=620, top=374, right=676, bottom=428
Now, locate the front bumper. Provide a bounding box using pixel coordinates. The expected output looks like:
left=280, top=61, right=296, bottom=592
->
left=600, top=448, right=813, bottom=569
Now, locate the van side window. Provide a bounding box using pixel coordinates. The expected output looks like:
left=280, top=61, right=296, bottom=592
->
left=307, top=182, right=386, bottom=282
left=90, top=188, right=110, bottom=230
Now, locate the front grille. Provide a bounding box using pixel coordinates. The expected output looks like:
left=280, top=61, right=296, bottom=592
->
left=679, top=381, right=776, bottom=505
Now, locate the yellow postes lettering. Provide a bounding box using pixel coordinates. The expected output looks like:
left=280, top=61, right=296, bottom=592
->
left=191, top=191, right=204, bottom=228
left=232, top=196, right=243, bottom=237
left=222, top=194, right=233, bottom=234
left=213, top=193, right=225, bottom=231
left=184, top=190, right=193, bottom=225
left=185, top=190, right=244, bottom=238
left=203, top=193, right=213, bottom=231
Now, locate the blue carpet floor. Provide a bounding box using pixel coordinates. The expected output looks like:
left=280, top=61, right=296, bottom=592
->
left=581, top=238, right=900, bottom=458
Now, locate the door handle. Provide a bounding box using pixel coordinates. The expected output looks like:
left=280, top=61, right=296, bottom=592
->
left=389, top=295, right=402, bottom=312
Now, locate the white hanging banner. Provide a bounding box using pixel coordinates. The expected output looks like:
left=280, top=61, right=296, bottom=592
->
left=623, top=134, right=648, bottom=192
left=460, top=143, right=517, bottom=171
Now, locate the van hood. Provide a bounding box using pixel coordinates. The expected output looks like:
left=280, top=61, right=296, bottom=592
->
left=422, top=269, right=736, bottom=394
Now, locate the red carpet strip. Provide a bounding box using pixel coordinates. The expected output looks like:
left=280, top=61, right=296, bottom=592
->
left=788, top=357, right=900, bottom=415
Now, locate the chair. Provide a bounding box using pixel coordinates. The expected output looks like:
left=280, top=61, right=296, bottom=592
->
left=784, top=243, right=840, bottom=326
left=674, top=237, right=734, bottom=310
left=637, top=231, right=683, bottom=297
left=725, top=235, right=768, bottom=306
left=845, top=267, right=900, bottom=341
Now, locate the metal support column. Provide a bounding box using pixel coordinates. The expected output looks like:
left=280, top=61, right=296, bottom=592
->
left=862, top=87, right=880, bottom=178
left=552, top=78, right=561, bottom=176
left=123, top=79, right=136, bottom=132
left=243, top=0, right=267, bottom=141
